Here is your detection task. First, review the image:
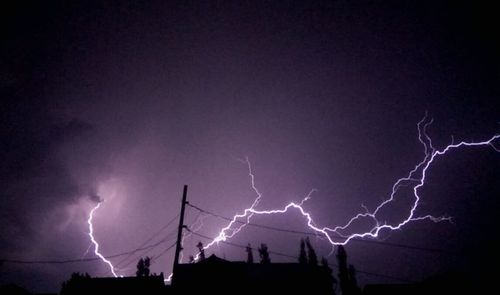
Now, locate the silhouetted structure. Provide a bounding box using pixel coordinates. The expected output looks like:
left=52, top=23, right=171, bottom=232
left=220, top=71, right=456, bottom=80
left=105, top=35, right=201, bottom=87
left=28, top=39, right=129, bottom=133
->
left=0, top=284, right=32, bottom=295
left=196, top=241, right=206, bottom=261
left=172, top=185, right=188, bottom=287
left=363, top=272, right=473, bottom=295
left=258, top=243, right=271, bottom=264
left=144, top=257, right=151, bottom=276
left=174, top=254, right=335, bottom=295
left=136, top=258, right=145, bottom=277
left=246, top=243, right=254, bottom=263
left=136, top=257, right=152, bottom=277
left=306, top=237, right=318, bottom=266
left=363, top=283, right=422, bottom=295
left=60, top=272, right=166, bottom=295
left=336, top=245, right=361, bottom=295
left=299, top=238, right=308, bottom=264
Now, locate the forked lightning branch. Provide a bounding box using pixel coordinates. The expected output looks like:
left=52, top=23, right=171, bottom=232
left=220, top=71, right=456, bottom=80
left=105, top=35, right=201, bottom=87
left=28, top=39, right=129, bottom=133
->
left=87, top=115, right=499, bottom=279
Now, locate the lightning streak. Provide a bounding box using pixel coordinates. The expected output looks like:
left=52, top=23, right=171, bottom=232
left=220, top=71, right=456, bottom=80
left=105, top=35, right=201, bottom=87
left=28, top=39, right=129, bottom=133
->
left=86, top=115, right=498, bottom=281
left=179, top=212, right=209, bottom=263
left=196, top=116, right=499, bottom=257
left=81, top=243, right=93, bottom=259
left=194, top=158, right=264, bottom=259
left=88, top=202, right=118, bottom=277
left=164, top=212, right=210, bottom=282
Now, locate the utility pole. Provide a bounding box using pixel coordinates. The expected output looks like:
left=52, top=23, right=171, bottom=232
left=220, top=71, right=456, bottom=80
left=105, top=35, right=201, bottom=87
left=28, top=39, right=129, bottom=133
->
left=172, top=185, right=188, bottom=286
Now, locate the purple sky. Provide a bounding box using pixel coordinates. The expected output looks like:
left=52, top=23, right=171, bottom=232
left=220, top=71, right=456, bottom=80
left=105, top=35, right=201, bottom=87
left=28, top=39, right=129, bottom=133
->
left=1, top=1, right=499, bottom=293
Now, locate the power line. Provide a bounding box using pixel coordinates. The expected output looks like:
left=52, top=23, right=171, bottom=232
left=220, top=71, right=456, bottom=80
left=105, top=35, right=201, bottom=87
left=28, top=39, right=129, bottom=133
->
left=101, top=216, right=196, bottom=276
left=1, top=246, right=153, bottom=265
left=97, top=229, right=178, bottom=277
left=2, top=226, right=179, bottom=266
left=186, top=203, right=458, bottom=255
left=187, top=230, right=414, bottom=283
left=114, top=214, right=179, bottom=268
left=151, top=242, right=177, bottom=264
left=186, top=230, right=295, bottom=260
left=99, top=214, right=179, bottom=276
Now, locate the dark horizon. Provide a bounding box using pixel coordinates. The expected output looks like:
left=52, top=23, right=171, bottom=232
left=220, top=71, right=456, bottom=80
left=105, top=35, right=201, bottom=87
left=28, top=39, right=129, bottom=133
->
left=1, top=0, right=499, bottom=293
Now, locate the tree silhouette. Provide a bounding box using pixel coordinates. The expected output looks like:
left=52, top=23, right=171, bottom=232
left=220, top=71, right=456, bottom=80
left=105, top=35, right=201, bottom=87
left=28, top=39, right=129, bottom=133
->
left=60, top=272, right=91, bottom=295
left=299, top=238, right=307, bottom=264
left=196, top=241, right=205, bottom=261
left=321, top=257, right=329, bottom=268
left=246, top=243, right=254, bottom=263
left=337, top=245, right=360, bottom=295
left=258, top=243, right=271, bottom=264
left=348, top=265, right=361, bottom=295
left=322, top=257, right=338, bottom=294
left=337, top=245, right=349, bottom=295
left=144, top=257, right=151, bottom=277
left=136, top=258, right=145, bottom=277
left=305, top=237, right=318, bottom=266
left=136, top=257, right=151, bottom=277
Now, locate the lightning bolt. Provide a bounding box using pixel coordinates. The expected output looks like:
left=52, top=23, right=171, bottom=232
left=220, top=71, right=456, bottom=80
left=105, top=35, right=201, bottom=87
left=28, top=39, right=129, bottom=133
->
left=87, top=115, right=498, bottom=282
left=193, top=158, right=265, bottom=260
left=165, top=273, right=173, bottom=283
left=195, top=115, right=499, bottom=258
left=179, top=212, right=209, bottom=263
left=81, top=243, right=93, bottom=259
left=88, top=202, right=118, bottom=277
left=164, top=212, right=209, bottom=283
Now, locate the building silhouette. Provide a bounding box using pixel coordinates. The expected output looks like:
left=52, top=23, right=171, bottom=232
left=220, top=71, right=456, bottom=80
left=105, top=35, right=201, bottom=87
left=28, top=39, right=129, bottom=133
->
left=363, top=272, right=473, bottom=295
left=173, top=254, right=335, bottom=295
left=60, top=272, right=167, bottom=295
left=56, top=245, right=472, bottom=295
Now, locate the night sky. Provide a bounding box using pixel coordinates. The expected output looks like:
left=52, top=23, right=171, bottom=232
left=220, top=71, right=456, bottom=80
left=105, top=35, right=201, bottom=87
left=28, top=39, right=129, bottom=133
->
left=1, top=1, right=499, bottom=293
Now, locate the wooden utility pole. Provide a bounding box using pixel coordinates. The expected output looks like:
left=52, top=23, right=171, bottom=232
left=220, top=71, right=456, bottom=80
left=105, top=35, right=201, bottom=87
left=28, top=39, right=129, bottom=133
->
left=172, top=185, right=188, bottom=285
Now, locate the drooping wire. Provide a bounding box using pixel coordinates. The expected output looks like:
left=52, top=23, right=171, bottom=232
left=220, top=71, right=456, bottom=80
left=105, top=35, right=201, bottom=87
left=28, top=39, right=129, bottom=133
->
left=113, top=213, right=180, bottom=269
